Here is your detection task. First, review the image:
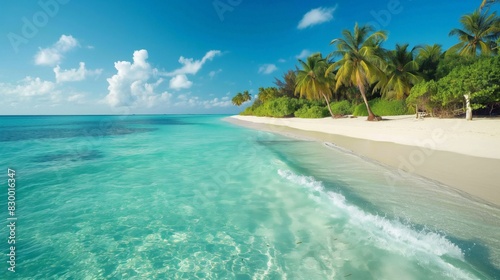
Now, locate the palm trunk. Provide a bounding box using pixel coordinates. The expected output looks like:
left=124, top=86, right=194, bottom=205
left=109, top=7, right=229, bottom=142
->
left=322, top=93, right=334, bottom=118
left=358, top=85, right=377, bottom=121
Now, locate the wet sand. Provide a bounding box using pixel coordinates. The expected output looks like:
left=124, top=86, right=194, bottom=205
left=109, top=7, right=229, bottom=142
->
left=226, top=116, right=500, bottom=206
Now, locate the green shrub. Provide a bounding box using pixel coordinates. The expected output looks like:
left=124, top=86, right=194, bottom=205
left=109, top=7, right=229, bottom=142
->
left=240, top=107, right=253, bottom=115
left=352, top=103, right=367, bottom=116
left=264, top=97, right=300, bottom=117
left=239, top=99, right=262, bottom=116
left=294, top=105, right=329, bottom=118
left=298, top=98, right=324, bottom=107
left=240, top=97, right=301, bottom=117
left=353, top=98, right=412, bottom=116
left=329, top=100, right=352, bottom=116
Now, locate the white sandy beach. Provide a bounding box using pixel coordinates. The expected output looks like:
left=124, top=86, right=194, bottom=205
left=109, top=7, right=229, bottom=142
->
left=228, top=115, right=500, bottom=206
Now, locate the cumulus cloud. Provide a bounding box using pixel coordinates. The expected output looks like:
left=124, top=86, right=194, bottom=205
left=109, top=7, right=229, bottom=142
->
left=258, top=64, right=278, bottom=75
left=105, top=49, right=171, bottom=108
left=34, top=35, right=79, bottom=66
left=163, top=50, right=222, bottom=90
left=298, top=6, right=337, bottom=29
left=0, top=76, right=64, bottom=108
left=54, top=62, right=102, bottom=83
left=296, top=49, right=312, bottom=59
left=0, top=77, right=57, bottom=97
left=169, top=74, right=192, bottom=90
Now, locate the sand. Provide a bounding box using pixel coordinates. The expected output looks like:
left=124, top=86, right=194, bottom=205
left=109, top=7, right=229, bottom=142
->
left=226, top=115, right=500, bottom=206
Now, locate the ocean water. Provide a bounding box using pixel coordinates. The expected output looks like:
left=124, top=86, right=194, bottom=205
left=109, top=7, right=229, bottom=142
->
left=0, top=115, right=499, bottom=279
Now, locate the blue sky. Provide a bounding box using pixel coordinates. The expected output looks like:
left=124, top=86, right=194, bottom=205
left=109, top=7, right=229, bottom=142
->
left=0, top=0, right=492, bottom=115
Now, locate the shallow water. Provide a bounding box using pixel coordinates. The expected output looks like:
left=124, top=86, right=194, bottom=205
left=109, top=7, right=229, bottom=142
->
left=0, top=115, right=498, bottom=279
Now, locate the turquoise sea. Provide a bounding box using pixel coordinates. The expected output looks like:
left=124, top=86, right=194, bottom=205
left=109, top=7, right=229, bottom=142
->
left=0, top=115, right=499, bottom=279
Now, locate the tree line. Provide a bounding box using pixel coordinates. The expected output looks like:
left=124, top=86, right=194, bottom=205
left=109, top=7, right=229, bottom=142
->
left=234, top=7, right=500, bottom=121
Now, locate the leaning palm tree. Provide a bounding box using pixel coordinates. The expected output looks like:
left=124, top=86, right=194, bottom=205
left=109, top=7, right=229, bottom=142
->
left=295, top=53, right=335, bottom=117
left=231, top=93, right=244, bottom=106
left=380, top=44, right=422, bottom=99
left=327, top=23, right=387, bottom=121
left=242, top=91, right=252, bottom=103
left=448, top=10, right=500, bottom=57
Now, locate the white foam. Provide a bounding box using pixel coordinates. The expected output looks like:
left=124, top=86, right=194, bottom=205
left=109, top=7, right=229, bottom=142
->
left=278, top=169, right=478, bottom=279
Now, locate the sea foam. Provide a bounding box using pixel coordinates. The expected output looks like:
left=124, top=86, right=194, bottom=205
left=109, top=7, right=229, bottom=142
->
left=277, top=169, right=478, bottom=280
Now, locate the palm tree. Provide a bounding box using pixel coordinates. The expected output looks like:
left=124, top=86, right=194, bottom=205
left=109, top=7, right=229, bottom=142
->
left=231, top=93, right=244, bottom=106
left=448, top=10, right=500, bottom=57
left=232, top=91, right=251, bottom=106
left=257, top=87, right=279, bottom=103
left=380, top=44, right=422, bottom=99
left=295, top=53, right=335, bottom=117
left=416, top=44, right=442, bottom=80
left=242, top=90, right=251, bottom=103
left=480, top=0, right=499, bottom=11
left=327, top=23, right=387, bottom=121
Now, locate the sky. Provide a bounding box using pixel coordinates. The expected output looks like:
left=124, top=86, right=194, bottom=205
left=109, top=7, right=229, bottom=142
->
left=0, top=0, right=493, bottom=115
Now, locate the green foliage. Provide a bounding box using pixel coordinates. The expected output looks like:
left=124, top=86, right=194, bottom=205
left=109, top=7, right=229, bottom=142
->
left=294, top=105, right=329, bottom=118
left=232, top=90, right=251, bottom=106
left=406, top=56, right=500, bottom=117
left=265, top=97, right=301, bottom=117
left=436, top=55, right=477, bottom=79
left=436, top=55, right=500, bottom=111
left=240, top=97, right=301, bottom=117
left=240, top=13, right=500, bottom=119
left=328, top=23, right=388, bottom=119
left=448, top=10, right=500, bottom=57
left=380, top=44, right=422, bottom=99
left=257, top=87, right=280, bottom=103
left=329, top=100, right=353, bottom=116
left=407, top=80, right=440, bottom=113
left=232, top=93, right=244, bottom=106
left=353, top=98, right=411, bottom=116
left=274, top=70, right=297, bottom=98
left=416, top=44, right=443, bottom=80
left=295, top=53, right=334, bottom=117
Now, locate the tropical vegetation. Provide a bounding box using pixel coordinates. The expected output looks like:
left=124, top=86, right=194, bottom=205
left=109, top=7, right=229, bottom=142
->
left=295, top=53, right=335, bottom=117
left=234, top=8, right=500, bottom=121
left=231, top=90, right=251, bottom=106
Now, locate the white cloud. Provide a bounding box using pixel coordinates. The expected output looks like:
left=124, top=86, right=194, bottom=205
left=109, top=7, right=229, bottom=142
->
left=54, top=62, right=102, bottom=83
left=278, top=59, right=287, bottom=63
left=174, top=94, right=199, bottom=107
left=174, top=94, right=232, bottom=108
left=298, top=6, right=337, bottom=29
left=105, top=49, right=172, bottom=108
left=168, top=50, right=222, bottom=76
left=0, top=76, right=57, bottom=97
left=258, top=64, right=278, bottom=75
left=34, top=35, right=79, bottom=66
left=209, top=69, right=222, bottom=79
left=202, top=97, right=232, bottom=108
left=296, top=49, right=312, bottom=59
left=163, top=50, right=222, bottom=90
left=169, top=74, right=193, bottom=90
left=0, top=77, right=64, bottom=108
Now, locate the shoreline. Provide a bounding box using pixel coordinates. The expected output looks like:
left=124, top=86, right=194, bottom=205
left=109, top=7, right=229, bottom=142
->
left=226, top=115, right=500, bottom=207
